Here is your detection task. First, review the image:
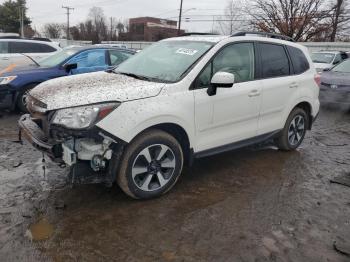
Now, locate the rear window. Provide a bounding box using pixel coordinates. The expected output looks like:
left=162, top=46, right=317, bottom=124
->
left=9, top=41, right=57, bottom=53
left=287, top=46, right=310, bottom=74
left=260, top=43, right=290, bottom=78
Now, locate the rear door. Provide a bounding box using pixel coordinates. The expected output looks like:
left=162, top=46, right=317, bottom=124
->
left=107, top=49, right=133, bottom=68
left=256, top=43, right=299, bottom=135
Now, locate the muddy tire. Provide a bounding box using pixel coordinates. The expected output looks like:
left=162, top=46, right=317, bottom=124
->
left=117, top=129, right=184, bottom=199
left=16, top=85, right=37, bottom=113
left=276, top=108, right=308, bottom=151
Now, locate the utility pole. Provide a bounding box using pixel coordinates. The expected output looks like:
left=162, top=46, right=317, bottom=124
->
left=177, top=0, right=183, bottom=36
left=110, top=17, right=113, bottom=41
left=19, top=6, right=24, bottom=37
left=62, top=6, right=74, bottom=40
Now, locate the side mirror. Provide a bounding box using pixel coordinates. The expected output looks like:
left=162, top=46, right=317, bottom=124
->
left=63, top=63, right=78, bottom=73
left=323, top=68, right=331, bottom=72
left=207, top=72, right=235, bottom=96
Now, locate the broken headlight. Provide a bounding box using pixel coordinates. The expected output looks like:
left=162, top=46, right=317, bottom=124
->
left=52, top=103, right=120, bottom=129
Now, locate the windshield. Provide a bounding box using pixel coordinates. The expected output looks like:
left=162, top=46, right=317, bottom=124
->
left=311, top=53, right=335, bottom=64
left=331, top=59, right=350, bottom=73
left=38, top=48, right=80, bottom=67
left=115, top=40, right=214, bottom=82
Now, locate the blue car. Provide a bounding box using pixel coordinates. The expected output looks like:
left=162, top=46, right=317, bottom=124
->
left=0, top=46, right=135, bottom=112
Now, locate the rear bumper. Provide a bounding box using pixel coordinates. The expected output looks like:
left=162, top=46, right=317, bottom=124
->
left=18, top=114, right=57, bottom=158
left=319, top=88, right=350, bottom=105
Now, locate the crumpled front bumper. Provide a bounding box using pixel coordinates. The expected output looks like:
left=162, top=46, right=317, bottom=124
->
left=18, top=114, right=59, bottom=158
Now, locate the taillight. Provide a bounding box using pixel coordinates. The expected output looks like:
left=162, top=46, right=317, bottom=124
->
left=314, top=74, right=321, bottom=87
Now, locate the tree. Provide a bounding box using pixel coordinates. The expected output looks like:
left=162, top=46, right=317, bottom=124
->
left=42, top=23, right=64, bottom=39
left=216, top=0, right=249, bottom=34
left=88, top=6, right=108, bottom=44
left=0, top=0, right=31, bottom=34
left=247, top=0, right=331, bottom=41
left=329, top=0, right=350, bottom=41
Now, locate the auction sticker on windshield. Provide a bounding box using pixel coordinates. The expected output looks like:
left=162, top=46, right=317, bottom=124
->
left=176, top=48, right=198, bottom=56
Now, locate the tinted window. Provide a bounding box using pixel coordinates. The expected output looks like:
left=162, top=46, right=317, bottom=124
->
left=109, top=50, right=133, bottom=66
left=196, top=43, right=255, bottom=88
left=333, top=53, right=341, bottom=64
left=9, top=42, right=57, bottom=53
left=0, top=41, right=9, bottom=53
left=68, top=49, right=107, bottom=68
left=260, top=43, right=290, bottom=78
left=287, top=46, right=310, bottom=74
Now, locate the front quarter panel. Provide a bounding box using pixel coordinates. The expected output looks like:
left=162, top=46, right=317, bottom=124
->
left=96, top=86, right=195, bottom=148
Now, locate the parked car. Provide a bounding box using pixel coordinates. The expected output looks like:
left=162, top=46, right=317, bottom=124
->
left=311, top=50, right=348, bottom=73
left=19, top=32, right=320, bottom=199
left=319, top=59, right=350, bottom=108
left=0, top=46, right=135, bottom=111
left=0, top=38, right=61, bottom=71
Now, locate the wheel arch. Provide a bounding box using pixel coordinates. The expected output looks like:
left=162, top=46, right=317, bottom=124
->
left=293, top=101, right=312, bottom=130
left=130, top=123, right=192, bottom=166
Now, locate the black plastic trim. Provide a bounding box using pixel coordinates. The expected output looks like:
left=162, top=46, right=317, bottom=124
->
left=194, top=130, right=281, bottom=159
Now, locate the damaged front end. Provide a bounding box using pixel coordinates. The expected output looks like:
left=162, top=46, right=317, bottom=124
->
left=18, top=96, right=125, bottom=186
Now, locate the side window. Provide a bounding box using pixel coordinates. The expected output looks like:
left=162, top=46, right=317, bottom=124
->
left=109, top=50, right=133, bottom=66
left=0, top=41, right=9, bottom=53
left=260, top=43, right=290, bottom=78
left=68, top=50, right=107, bottom=68
left=287, top=46, right=310, bottom=74
left=9, top=42, right=56, bottom=53
left=196, top=43, right=255, bottom=88
left=340, top=53, right=348, bottom=60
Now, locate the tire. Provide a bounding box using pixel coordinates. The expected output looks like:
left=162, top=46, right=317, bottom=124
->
left=16, top=85, right=37, bottom=113
left=117, top=129, right=184, bottom=199
left=276, top=108, right=308, bottom=151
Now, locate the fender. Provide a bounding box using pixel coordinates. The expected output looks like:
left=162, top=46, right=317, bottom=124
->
left=96, top=91, right=196, bottom=147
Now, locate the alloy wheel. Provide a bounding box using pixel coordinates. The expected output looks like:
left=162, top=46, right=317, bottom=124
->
left=131, top=144, right=176, bottom=192
left=288, top=115, right=305, bottom=146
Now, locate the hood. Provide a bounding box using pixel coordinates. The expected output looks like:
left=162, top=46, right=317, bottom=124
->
left=1, top=64, right=54, bottom=77
left=320, top=71, right=350, bottom=86
left=314, top=63, right=331, bottom=71
left=30, top=71, right=165, bottom=110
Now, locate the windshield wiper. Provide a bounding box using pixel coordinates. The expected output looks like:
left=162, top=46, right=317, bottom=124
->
left=20, top=53, right=40, bottom=67
left=115, top=72, right=155, bottom=82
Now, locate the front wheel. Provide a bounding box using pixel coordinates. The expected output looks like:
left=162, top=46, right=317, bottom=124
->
left=117, top=129, right=184, bottom=199
left=16, top=85, right=36, bottom=112
left=276, top=108, right=308, bottom=151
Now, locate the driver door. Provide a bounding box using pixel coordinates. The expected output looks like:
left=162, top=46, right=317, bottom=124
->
left=67, top=49, right=109, bottom=75
left=193, top=42, right=262, bottom=152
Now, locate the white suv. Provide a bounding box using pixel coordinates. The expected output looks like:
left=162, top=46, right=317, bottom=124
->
left=19, top=32, right=320, bottom=199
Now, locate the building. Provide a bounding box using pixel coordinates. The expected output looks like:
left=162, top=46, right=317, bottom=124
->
left=119, top=17, right=185, bottom=41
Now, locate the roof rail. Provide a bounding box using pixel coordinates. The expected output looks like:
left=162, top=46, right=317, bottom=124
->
left=181, top=32, right=220, bottom=36
left=232, top=31, right=295, bottom=42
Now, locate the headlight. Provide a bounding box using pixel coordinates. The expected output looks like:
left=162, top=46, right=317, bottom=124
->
left=52, top=103, right=120, bottom=129
left=0, top=76, right=17, bottom=85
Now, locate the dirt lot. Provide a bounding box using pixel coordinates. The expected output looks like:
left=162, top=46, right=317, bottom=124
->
left=0, top=107, right=349, bottom=262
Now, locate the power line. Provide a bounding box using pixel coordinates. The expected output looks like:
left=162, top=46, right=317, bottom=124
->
left=62, top=6, right=74, bottom=40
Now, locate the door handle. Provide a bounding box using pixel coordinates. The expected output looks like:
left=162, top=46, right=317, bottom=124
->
left=2, top=57, right=9, bottom=60
left=248, top=89, right=260, bottom=97
left=289, top=82, right=299, bottom=88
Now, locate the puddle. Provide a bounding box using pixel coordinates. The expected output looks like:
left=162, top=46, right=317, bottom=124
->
left=26, top=218, right=54, bottom=241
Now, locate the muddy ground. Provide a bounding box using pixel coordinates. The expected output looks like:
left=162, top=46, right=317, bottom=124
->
left=0, top=107, right=349, bottom=262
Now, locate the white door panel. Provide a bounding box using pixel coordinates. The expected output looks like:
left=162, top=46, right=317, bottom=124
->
left=195, top=82, right=261, bottom=151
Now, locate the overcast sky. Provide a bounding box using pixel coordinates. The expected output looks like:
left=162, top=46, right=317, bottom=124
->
left=0, top=0, right=230, bottom=33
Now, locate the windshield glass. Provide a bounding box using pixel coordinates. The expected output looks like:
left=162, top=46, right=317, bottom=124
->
left=311, top=53, right=335, bottom=64
left=38, top=48, right=80, bottom=67
left=115, top=40, right=214, bottom=82
left=332, top=59, right=350, bottom=73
